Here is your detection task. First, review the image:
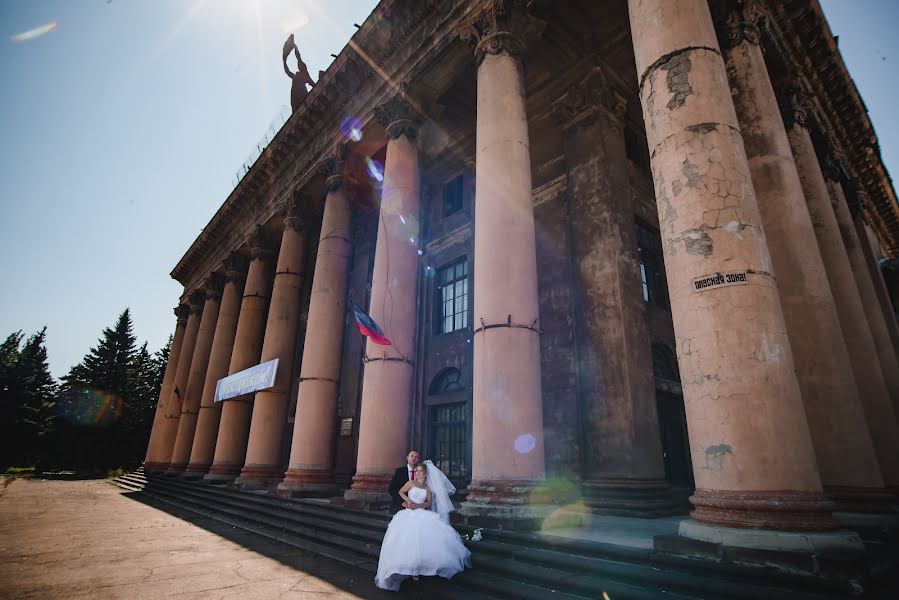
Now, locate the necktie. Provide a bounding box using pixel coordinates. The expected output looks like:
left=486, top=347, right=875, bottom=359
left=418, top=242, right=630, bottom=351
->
left=411, top=469, right=415, bottom=480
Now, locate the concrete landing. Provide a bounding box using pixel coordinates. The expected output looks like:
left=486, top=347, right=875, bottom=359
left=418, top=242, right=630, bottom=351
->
left=0, top=478, right=397, bottom=599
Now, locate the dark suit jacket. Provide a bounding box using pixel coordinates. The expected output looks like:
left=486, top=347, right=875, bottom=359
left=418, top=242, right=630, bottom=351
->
left=388, top=466, right=411, bottom=510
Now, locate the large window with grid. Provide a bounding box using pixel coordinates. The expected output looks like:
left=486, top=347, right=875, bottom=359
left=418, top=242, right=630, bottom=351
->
left=430, top=402, right=468, bottom=480
left=636, top=221, right=669, bottom=310
left=437, top=259, right=469, bottom=333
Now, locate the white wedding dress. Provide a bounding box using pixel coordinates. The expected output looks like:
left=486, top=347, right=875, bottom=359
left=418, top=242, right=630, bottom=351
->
left=374, top=485, right=472, bottom=591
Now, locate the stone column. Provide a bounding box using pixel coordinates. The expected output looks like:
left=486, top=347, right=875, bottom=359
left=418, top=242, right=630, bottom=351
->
left=455, top=3, right=549, bottom=528
left=167, top=276, right=223, bottom=473
left=145, top=293, right=203, bottom=470
left=343, top=96, right=420, bottom=507
left=826, top=170, right=899, bottom=422
left=855, top=212, right=899, bottom=355
left=205, top=227, right=276, bottom=482
left=628, top=0, right=843, bottom=539
left=784, top=98, right=899, bottom=493
left=144, top=305, right=189, bottom=471
left=280, top=154, right=353, bottom=497
left=552, top=70, right=675, bottom=516
left=720, top=11, right=892, bottom=512
left=237, top=197, right=308, bottom=488
left=184, top=255, right=247, bottom=477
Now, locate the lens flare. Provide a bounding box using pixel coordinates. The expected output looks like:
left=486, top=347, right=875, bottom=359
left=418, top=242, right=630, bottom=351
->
left=340, top=116, right=363, bottom=142
left=57, top=386, right=123, bottom=427
left=10, top=22, right=58, bottom=43
left=514, top=433, right=537, bottom=454
left=366, top=157, right=384, bottom=182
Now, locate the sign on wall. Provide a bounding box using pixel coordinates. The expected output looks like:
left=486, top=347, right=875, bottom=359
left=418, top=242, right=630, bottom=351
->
left=692, top=271, right=748, bottom=293
left=214, top=358, right=279, bottom=402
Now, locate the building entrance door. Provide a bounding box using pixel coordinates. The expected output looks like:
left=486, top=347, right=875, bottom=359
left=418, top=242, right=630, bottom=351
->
left=656, top=390, right=694, bottom=489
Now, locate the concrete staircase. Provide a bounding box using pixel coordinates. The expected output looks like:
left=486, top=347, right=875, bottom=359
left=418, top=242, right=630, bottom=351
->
left=112, top=469, right=883, bottom=599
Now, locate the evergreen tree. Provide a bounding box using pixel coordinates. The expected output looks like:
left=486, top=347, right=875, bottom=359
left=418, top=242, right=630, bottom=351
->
left=62, top=309, right=137, bottom=399
left=0, top=329, right=56, bottom=467
left=151, top=335, right=172, bottom=393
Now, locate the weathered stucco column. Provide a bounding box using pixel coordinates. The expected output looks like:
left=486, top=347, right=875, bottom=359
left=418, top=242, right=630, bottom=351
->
left=826, top=168, right=899, bottom=417
left=145, top=294, right=203, bottom=470
left=237, top=198, right=308, bottom=488
left=205, top=227, right=276, bottom=482
left=280, top=154, right=353, bottom=497
left=456, top=3, right=549, bottom=528
left=720, top=10, right=891, bottom=512
left=784, top=97, right=899, bottom=493
left=553, top=70, right=675, bottom=516
left=344, top=96, right=420, bottom=507
left=855, top=210, right=899, bottom=358
left=168, top=276, right=223, bottom=473
left=184, top=255, right=247, bottom=477
left=144, top=305, right=189, bottom=471
left=628, top=0, right=841, bottom=538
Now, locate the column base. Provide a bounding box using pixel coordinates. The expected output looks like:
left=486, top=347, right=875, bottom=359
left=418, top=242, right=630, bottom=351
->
left=164, top=462, right=188, bottom=476
left=277, top=468, right=337, bottom=498
left=182, top=463, right=210, bottom=479
left=690, top=489, right=837, bottom=531
left=458, top=479, right=555, bottom=531
left=234, top=465, right=285, bottom=490
left=143, top=461, right=170, bottom=474
left=203, top=463, right=242, bottom=484
left=343, top=472, right=392, bottom=509
left=582, top=477, right=684, bottom=517
left=655, top=519, right=866, bottom=584
left=824, top=485, right=899, bottom=514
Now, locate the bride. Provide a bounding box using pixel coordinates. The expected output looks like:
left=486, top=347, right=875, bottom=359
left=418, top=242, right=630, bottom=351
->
left=374, top=460, right=472, bottom=591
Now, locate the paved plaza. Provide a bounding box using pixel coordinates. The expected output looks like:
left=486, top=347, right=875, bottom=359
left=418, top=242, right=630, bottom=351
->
left=0, top=478, right=403, bottom=600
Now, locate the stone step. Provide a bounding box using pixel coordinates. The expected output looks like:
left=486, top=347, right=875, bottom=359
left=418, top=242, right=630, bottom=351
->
left=141, top=483, right=383, bottom=559
left=111, top=478, right=144, bottom=493
left=133, top=485, right=504, bottom=600
left=145, top=480, right=386, bottom=547
left=117, top=472, right=863, bottom=599
left=146, top=476, right=390, bottom=532
left=467, top=526, right=852, bottom=599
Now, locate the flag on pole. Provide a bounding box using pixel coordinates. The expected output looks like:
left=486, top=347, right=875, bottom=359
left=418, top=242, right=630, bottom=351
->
left=349, top=297, right=391, bottom=346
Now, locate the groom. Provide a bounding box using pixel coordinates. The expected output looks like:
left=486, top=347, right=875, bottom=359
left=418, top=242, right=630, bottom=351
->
left=387, top=450, right=420, bottom=512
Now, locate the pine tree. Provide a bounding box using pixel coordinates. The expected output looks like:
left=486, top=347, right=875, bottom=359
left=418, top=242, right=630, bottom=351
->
left=0, top=329, right=56, bottom=468
left=63, top=309, right=137, bottom=399
left=151, top=335, right=173, bottom=392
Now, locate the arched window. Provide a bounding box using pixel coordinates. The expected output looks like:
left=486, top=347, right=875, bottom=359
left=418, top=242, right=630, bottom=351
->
left=429, top=367, right=464, bottom=395
left=651, top=343, right=680, bottom=382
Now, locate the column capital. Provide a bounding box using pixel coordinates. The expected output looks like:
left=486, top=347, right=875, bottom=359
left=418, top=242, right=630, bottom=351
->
left=778, top=86, right=811, bottom=129
left=203, top=273, right=225, bottom=301
left=281, top=191, right=307, bottom=232
left=188, top=290, right=205, bottom=315
left=460, top=0, right=544, bottom=66
left=552, top=66, right=627, bottom=131
left=821, top=152, right=850, bottom=184
left=715, top=0, right=768, bottom=50
left=174, top=304, right=189, bottom=326
left=373, top=94, right=419, bottom=140
left=319, top=143, right=348, bottom=191
left=248, top=224, right=277, bottom=259
left=223, top=253, right=249, bottom=284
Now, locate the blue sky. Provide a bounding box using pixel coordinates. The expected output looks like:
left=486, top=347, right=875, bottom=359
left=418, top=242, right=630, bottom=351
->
left=0, top=1, right=896, bottom=378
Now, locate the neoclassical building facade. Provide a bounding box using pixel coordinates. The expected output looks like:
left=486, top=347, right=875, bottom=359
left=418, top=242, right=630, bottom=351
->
left=145, top=0, right=899, bottom=544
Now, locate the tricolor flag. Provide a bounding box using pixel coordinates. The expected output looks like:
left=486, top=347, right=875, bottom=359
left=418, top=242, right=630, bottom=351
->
left=349, top=297, right=391, bottom=346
